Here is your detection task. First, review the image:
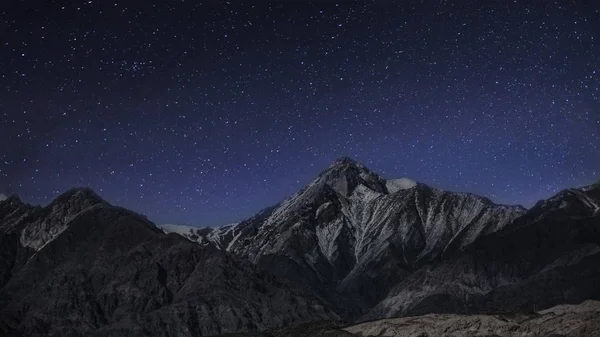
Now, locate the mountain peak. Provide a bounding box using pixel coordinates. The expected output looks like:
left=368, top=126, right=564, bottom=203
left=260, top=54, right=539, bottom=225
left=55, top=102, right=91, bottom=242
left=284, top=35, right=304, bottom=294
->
left=316, top=157, right=387, bottom=197
left=386, top=177, right=418, bottom=193
left=0, top=193, right=25, bottom=209
left=20, top=187, right=107, bottom=251
left=53, top=187, right=104, bottom=206
left=333, top=156, right=359, bottom=165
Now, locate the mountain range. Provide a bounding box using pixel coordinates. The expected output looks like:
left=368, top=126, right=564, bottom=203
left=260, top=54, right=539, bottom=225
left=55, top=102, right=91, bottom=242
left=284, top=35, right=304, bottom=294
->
left=1, top=157, right=599, bottom=336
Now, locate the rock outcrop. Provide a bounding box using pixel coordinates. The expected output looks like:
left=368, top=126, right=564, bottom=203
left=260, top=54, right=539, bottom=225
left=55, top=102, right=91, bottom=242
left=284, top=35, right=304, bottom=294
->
left=366, top=182, right=600, bottom=318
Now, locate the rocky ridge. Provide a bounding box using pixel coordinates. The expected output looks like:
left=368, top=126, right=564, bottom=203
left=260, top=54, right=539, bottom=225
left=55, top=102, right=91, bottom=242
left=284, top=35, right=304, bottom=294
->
left=366, top=181, right=600, bottom=318
left=216, top=300, right=600, bottom=337
left=0, top=189, right=337, bottom=337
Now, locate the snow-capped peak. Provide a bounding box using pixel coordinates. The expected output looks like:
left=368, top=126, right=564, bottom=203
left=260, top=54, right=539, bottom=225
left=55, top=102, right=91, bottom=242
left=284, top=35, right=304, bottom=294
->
left=0, top=194, right=6, bottom=201
left=316, top=157, right=388, bottom=197
left=386, top=178, right=417, bottom=193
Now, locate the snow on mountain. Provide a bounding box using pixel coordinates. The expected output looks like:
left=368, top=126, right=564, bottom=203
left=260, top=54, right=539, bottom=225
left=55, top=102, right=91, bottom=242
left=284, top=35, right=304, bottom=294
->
left=158, top=223, right=199, bottom=237
left=186, top=157, right=526, bottom=316
left=386, top=178, right=417, bottom=193
left=156, top=159, right=600, bottom=319
left=0, top=194, right=6, bottom=201
left=158, top=222, right=239, bottom=249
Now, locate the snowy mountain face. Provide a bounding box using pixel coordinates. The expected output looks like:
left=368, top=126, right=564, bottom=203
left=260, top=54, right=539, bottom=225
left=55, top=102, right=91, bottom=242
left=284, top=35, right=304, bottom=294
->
left=365, top=182, right=600, bottom=319
left=0, top=194, right=6, bottom=201
left=188, top=157, right=526, bottom=315
left=0, top=195, right=33, bottom=232
left=158, top=223, right=238, bottom=249
left=0, top=188, right=109, bottom=291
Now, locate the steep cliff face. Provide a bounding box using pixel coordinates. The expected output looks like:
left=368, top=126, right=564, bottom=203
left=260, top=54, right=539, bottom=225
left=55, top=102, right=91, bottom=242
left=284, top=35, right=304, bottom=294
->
left=18, top=188, right=106, bottom=251
left=0, top=190, right=337, bottom=337
left=0, top=195, right=36, bottom=289
left=365, top=182, right=600, bottom=319
left=163, top=158, right=525, bottom=316
left=208, top=301, right=600, bottom=337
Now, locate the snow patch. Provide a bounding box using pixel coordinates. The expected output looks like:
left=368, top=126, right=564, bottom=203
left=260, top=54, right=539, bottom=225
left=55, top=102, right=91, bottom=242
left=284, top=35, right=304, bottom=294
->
left=386, top=178, right=417, bottom=193
left=158, top=223, right=199, bottom=236
left=0, top=194, right=6, bottom=201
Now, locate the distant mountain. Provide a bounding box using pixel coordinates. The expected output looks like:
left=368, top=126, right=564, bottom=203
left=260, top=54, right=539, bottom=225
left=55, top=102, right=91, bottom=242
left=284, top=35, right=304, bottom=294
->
left=0, top=189, right=336, bottom=337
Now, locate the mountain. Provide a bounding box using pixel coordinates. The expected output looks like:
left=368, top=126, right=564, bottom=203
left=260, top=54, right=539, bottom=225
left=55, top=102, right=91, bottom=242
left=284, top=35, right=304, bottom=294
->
left=0, top=189, right=337, bottom=337
left=164, top=157, right=526, bottom=317
left=365, top=182, right=600, bottom=319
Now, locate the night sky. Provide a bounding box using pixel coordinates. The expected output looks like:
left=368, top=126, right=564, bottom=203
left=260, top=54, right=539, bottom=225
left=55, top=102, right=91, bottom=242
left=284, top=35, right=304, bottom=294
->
left=1, top=1, right=599, bottom=226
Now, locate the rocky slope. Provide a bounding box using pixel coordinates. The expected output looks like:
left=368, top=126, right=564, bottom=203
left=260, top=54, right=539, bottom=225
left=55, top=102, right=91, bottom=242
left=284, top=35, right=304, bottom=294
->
left=366, top=182, right=600, bottom=318
left=0, top=189, right=337, bottom=337
left=346, top=300, right=600, bottom=337
left=217, top=300, right=600, bottom=337
left=165, top=157, right=526, bottom=316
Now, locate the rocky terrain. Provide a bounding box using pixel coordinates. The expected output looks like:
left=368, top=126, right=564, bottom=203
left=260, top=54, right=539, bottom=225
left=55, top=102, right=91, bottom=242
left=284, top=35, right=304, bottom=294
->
left=366, top=181, right=600, bottom=318
left=157, top=223, right=239, bottom=249
left=0, top=189, right=336, bottom=337
left=217, top=301, right=600, bottom=337
left=1, top=157, right=600, bottom=336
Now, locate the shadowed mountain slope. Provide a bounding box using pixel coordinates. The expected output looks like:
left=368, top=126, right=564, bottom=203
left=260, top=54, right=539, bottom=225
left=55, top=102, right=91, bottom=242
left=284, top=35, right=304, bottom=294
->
left=0, top=189, right=336, bottom=337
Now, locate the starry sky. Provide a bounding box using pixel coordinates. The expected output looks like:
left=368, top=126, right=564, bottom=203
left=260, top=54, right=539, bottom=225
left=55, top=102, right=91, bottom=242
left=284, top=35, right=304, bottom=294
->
left=1, top=1, right=599, bottom=226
